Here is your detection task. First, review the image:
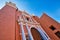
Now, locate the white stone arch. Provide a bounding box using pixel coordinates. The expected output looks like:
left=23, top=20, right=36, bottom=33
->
left=30, top=26, right=50, bottom=40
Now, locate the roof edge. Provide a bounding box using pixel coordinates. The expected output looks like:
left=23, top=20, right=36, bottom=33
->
left=6, top=2, right=17, bottom=9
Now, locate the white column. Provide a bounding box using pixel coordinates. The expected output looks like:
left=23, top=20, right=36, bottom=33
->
left=26, top=23, right=34, bottom=40
left=20, top=22, right=26, bottom=40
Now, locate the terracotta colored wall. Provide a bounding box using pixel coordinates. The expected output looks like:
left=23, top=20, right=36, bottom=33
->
left=32, top=14, right=60, bottom=40
left=0, top=5, right=16, bottom=40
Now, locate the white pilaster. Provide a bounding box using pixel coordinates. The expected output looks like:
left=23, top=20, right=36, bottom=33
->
left=20, top=22, right=26, bottom=40
left=26, top=23, right=34, bottom=40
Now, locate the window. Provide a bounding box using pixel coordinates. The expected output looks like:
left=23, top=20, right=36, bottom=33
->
left=55, top=31, right=60, bottom=38
left=26, top=17, right=29, bottom=21
left=49, top=25, right=56, bottom=31
left=27, top=18, right=29, bottom=20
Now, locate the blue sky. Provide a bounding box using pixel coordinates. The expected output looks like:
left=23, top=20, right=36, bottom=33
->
left=0, top=0, right=60, bottom=23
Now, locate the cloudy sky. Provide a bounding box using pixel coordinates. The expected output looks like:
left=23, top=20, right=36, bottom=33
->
left=0, top=0, right=60, bottom=23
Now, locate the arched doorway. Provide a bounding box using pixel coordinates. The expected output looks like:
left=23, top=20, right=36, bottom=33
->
left=31, top=27, right=42, bottom=40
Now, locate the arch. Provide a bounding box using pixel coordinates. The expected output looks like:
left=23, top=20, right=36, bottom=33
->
left=31, top=27, right=43, bottom=40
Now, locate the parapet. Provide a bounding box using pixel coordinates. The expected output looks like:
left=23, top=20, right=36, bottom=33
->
left=6, top=2, right=17, bottom=9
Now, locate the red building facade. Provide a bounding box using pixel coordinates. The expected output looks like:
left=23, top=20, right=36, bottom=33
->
left=0, top=2, right=60, bottom=40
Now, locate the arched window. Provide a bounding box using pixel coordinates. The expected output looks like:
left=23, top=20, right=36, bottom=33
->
left=31, top=28, right=42, bottom=40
